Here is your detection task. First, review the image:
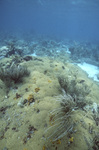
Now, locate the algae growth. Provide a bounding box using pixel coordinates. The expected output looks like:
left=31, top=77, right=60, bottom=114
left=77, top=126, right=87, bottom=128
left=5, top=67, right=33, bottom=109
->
left=0, top=55, right=99, bottom=150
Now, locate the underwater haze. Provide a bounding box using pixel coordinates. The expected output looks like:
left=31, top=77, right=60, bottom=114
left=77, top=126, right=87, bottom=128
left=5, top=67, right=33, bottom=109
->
left=0, top=1, right=99, bottom=150
left=0, top=0, right=99, bottom=42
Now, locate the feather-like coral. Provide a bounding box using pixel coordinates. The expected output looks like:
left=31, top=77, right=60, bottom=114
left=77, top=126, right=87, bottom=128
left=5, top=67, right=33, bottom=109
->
left=45, top=91, right=77, bottom=141
left=0, top=64, right=30, bottom=87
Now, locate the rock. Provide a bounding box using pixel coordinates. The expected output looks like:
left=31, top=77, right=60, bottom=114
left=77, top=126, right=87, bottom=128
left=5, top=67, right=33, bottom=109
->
left=23, top=56, right=32, bottom=61
left=2, top=147, right=8, bottom=150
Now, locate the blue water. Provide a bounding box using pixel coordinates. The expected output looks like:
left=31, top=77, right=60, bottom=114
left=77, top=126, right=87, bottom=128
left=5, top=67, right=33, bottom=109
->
left=0, top=0, right=99, bottom=42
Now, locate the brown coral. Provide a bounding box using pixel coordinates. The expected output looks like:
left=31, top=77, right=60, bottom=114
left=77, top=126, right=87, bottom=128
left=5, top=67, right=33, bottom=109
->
left=35, top=87, right=40, bottom=93
left=27, top=94, right=35, bottom=105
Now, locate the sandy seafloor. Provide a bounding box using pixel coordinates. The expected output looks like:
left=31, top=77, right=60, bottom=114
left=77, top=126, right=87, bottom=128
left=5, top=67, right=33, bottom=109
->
left=0, top=56, right=99, bottom=150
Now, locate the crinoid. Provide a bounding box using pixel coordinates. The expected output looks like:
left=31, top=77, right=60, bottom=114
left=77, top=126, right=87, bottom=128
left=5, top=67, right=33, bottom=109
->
left=92, top=133, right=99, bottom=150
left=44, top=90, right=77, bottom=141
left=44, top=74, right=90, bottom=141
left=0, top=64, right=30, bottom=87
left=58, top=75, right=90, bottom=109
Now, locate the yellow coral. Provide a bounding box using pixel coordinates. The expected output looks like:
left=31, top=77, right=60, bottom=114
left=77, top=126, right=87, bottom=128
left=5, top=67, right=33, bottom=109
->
left=48, top=80, right=52, bottom=83
left=69, top=137, right=74, bottom=143
left=27, top=94, right=34, bottom=105
left=56, top=139, right=61, bottom=144
left=52, top=139, right=61, bottom=145
left=42, top=145, right=46, bottom=150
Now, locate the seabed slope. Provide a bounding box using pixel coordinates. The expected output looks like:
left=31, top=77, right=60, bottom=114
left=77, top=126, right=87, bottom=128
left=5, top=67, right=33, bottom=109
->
left=0, top=56, right=99, bottom=150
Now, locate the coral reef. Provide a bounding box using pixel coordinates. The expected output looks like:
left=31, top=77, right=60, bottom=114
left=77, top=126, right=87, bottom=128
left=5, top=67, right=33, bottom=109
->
left=0, top=36, right=99, bottom=150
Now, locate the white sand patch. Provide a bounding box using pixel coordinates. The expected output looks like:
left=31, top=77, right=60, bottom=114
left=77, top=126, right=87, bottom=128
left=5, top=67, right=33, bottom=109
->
left=31, top=53, right=37, bottom=56
left=78, top=62, right=99, bottom=81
